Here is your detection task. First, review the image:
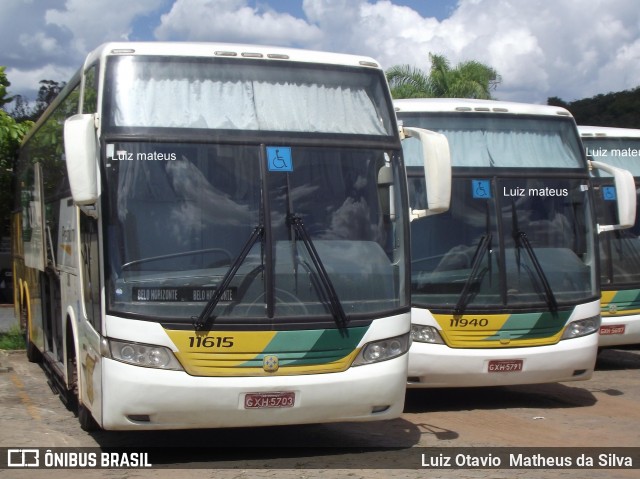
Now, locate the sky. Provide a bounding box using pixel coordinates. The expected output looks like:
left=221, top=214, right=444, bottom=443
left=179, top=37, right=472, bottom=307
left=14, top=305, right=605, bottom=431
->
left=1, top=0, right=639, bottom=106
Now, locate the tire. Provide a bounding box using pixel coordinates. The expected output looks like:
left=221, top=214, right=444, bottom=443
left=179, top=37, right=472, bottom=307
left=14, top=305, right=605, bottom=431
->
left=70, top=344, right=100, bottom=432
left=23, top=304, right=42, bottom=363
left=77, top=403, right=100, bottom=432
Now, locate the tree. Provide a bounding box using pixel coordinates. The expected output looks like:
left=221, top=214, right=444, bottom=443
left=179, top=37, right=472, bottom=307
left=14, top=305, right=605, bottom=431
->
left=0, top=67, right=33, bottom=239
left=548, top=88, right=640, bottom=128
left=0, top=66, right=14, bottom=108
left=31, top=79, right=64, bottom=121
left=386, top=53, right=501, bottom=99
left=9, top=95, right=34, bottom=123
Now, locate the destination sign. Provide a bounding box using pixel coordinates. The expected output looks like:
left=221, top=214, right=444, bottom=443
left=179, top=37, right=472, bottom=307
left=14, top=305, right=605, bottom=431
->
left=132, top=287, right=236, bottom=302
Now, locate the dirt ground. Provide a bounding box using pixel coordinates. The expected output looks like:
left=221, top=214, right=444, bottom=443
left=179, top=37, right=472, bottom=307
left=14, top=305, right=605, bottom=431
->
left=1, top=346, right=639, bottom=479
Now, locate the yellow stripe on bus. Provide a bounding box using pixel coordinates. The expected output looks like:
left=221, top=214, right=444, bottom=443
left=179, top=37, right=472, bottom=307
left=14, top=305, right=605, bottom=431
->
left=164, top=329, right=362, bottom=376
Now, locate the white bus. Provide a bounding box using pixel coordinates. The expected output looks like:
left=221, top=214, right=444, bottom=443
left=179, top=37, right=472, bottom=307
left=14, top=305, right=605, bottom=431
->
left=394, top=98, right=635, bottom=387
left=12, top=42, right=451, bottom=430
left=579, top=125, right=640, bottom=347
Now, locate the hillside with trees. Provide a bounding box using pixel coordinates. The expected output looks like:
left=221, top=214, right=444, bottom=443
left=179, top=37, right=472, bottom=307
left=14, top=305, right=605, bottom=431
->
left=548, top=87, right=640, bottom=128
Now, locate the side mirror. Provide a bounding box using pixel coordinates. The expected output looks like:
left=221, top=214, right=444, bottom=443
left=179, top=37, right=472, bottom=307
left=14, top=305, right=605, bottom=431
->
left=591, top=160, right=636, bottom=232
left=402, top=126, right=451, bottom=219
left=64, top=113, right=99, bottom=206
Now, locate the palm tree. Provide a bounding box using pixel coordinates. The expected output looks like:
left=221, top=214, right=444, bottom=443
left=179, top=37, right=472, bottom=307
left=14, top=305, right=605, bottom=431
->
left=387, top=53, right=501, bottom=99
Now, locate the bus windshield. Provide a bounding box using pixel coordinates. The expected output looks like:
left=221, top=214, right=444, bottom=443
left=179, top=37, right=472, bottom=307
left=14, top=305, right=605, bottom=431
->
left=104, top=142, right=406, bottom=322
left=402, top=113, right=597, bottom=312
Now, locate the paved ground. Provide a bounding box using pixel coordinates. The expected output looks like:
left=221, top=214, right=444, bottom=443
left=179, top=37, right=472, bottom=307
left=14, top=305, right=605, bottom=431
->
left=0, top=345, right=639, bottom=478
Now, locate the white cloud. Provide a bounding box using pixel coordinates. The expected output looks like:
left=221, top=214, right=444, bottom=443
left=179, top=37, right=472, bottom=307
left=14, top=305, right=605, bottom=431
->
left=2, top=0, right=639, bottom=105
left=45, top=0, right=166, bottom=54
left=0, top=1, right=66, bottom=69
left=0, top=0, right=167, bottom=100
left=154, top=0, right=322, bottom=46
left=5, top=64, right=77, bottom=99
left=301, top=0, right=640, bottom=103
left=18, top=31, right=61, bottom=55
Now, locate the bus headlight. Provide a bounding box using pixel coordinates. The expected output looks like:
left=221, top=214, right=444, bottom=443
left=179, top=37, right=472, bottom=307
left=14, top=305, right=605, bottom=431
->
left=352, top=333, right=410, bottom=366
left=561, top=316, right=601, bottom=340
left=107, top=339, right=183, bottom=370
left=411, top=324, right=445, bottom=344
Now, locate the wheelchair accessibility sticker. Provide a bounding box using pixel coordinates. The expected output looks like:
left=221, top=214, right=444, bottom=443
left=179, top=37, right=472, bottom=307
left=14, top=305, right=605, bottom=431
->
left=472, top=179, right=491, bottom=199
left=267, top=146, right=293, bottom=172
left=602, top=186, right=617, bottom=201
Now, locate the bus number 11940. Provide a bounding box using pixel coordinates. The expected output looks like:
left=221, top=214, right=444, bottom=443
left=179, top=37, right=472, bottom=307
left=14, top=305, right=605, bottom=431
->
left=449, top=318, right=489, bottom=328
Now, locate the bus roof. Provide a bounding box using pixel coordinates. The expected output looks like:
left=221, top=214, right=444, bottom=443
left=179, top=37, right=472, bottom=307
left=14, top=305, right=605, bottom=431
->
left=83, top=41, right=383, bottom=71
left=578, top=125, right=640, bottom=139
left=393, top=98, right=573, bottom=118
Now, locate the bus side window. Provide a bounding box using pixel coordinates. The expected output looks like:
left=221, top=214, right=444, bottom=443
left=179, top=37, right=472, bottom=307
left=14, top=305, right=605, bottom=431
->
left=80, top=213, right=101, bottom=333
left=83, top=65, right=98, bottom=114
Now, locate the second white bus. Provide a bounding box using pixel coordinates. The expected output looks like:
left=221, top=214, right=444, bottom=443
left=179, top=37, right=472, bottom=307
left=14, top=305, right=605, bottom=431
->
left=395, top=98, right=635, bottom=387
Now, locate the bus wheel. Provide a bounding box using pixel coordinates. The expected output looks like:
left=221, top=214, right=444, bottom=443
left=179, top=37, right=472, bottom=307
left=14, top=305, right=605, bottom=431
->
left=77, top=403, right=99, bottom=432
left=69, top=347, right=100, bottom=432
left=23, top=303, right=41, bottom=363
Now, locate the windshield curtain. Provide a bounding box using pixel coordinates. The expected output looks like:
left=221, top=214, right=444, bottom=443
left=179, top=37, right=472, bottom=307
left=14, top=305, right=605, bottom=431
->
left=105, top=56, right=392, bottom=135
left=401, top=114, right=585, bottom=169
left=409, top=174, right=596, bottom=311
left=104, top=142, right=407, bottom=322
left=585, top=138, right=640, bottom=176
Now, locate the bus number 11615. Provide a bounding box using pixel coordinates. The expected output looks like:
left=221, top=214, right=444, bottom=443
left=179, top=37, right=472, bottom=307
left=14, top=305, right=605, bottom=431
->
left=188, top=336, right=234, bottom=348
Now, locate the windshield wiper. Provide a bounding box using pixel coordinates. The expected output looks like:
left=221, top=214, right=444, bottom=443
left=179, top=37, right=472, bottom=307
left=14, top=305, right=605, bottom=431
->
left=193, top=225, right=264, bottom=331
left=511, top=202, right=558, bottom=312
left=454, top=201, right=493, bottom=314
left=454, top=233, right=492, bottom=314
left=287, top=214, right=348, bottom=330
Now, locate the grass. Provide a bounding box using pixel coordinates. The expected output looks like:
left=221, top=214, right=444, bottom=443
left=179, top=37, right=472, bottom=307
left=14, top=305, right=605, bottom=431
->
left=0, top=325, right=25, bottom=350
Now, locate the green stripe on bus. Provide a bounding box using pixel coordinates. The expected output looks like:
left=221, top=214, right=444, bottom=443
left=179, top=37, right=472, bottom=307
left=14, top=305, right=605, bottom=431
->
left=485, top=310, right=571, bottom=340
left=240, top=326, right=369, bottom=367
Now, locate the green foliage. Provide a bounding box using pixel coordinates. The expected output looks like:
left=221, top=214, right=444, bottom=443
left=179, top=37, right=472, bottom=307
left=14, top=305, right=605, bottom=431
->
left=0, top=66, right=14, bottom=108
left=548, top=87, right=640, bottom=128
left=0, top=325, right=25, bottom=350
left=31, top=79, right=64, bottom=121
left=387, top=53, right=502, bottom=100
left=1, top=67, right=34, bottom=238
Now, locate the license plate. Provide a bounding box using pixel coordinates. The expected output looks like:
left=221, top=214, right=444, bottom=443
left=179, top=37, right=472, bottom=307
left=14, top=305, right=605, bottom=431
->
left=600, top=325, right=626, bottom=335
left=488, top=359, right=523, bottom=373
left=244, top=392, right=295, bottom=409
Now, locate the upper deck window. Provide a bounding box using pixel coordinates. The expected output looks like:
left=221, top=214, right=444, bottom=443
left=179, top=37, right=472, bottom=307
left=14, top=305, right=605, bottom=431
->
left=105, top=55, right=393, bottom=136
left=399, top=113, right=584, bottom=169
left=584, top=138, right=640, bottom=177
